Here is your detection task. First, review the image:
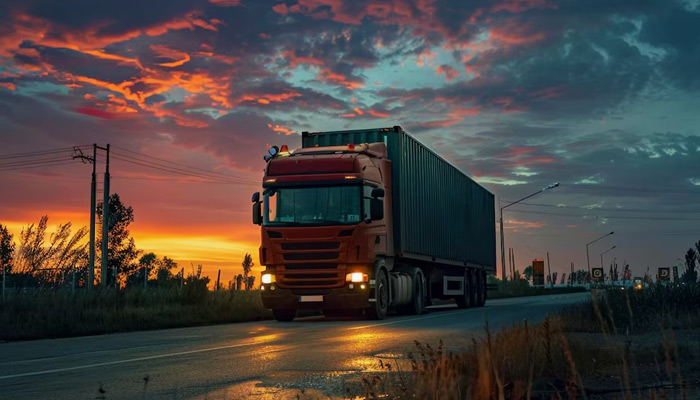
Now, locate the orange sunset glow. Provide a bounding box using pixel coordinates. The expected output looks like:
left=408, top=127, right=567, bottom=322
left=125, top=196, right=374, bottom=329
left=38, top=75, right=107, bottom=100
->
left=2, top=0, right=700, bottom=284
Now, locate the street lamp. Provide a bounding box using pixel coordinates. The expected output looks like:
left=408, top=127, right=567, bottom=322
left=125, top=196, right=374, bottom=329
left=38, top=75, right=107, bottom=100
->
left=586, top=231, right=614, bottom=278
left=600, top=245, right=616, bottom=282
left=499, top=182, right=559, bottom=281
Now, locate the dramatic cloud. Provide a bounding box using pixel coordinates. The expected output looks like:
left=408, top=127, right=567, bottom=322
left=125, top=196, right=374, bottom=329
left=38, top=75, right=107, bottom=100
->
left=1, top=0, right=699, bottom=279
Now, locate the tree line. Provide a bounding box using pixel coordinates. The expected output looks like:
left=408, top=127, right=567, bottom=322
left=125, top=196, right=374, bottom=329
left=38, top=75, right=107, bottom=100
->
left=0, top=193, right=256, bottom=291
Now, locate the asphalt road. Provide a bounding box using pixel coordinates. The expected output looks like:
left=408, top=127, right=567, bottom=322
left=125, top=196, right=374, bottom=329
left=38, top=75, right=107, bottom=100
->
left=0, top=292, right=589, bottom=399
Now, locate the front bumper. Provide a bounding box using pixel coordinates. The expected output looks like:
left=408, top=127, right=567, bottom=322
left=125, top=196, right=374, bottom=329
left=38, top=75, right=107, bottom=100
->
left=260, top=284, right=371, bottom=310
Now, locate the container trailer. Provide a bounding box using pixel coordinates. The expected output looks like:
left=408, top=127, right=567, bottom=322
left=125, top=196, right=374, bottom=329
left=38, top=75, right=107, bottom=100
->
left=252, top=126, right=496, bottom=321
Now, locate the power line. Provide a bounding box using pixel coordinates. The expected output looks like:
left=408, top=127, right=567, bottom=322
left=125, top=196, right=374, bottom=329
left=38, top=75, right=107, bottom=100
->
left=506, top=208, right=700, bottom=221
left=0, top=146, right=91, bottom=160
left=111, top=145, right=255, bottom=182
left=499, top=200, right=700, bottom=214
left=0, top=155, right=76, bottom=168
left=505, top=181, right=700, bottom=195
left=0, top=160, right=81, bottom=172
left=110, top=175, right=260, bottom=186
left=110, top=154, right=257, bottom=185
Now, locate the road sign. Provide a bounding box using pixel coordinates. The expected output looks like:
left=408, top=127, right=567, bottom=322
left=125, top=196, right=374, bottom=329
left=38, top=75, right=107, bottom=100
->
left=658, top=267, right=670, bottom=281
left=532, top=259, right=545, bottom=286
left=592, top=268, right=604, bottom=283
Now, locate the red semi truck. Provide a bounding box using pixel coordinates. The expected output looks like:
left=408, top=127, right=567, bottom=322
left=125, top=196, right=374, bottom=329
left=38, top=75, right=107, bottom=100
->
left=252, top=126, right=496, bottom=321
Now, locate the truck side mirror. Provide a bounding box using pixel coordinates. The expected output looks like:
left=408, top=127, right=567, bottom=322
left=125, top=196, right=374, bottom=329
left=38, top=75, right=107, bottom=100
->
left=253, top=202, right=262, bottom=225
left=252, top=192, right=262, bottom=225
left=371, top=187, right=385, bottom=198
left=370, top=198, right=383, bottom=220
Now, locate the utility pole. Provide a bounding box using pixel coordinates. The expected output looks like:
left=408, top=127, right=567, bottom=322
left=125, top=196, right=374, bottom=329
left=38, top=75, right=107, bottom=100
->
left=73, top=145, right=98, bottom=289
left=500, top=182, right=559, bottom=281
left=512, top=248, right=516, bottom=280
left=547, top=251, right=552, bottom=289
left=2, top=263, right=5, bottom=301
left=100, top=144, right=110, bottom=286
left=216, top=269, right=221, bottom=291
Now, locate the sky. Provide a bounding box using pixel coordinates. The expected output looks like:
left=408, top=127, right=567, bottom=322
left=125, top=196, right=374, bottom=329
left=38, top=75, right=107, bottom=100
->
left=1, top=0, right=699, bottom=282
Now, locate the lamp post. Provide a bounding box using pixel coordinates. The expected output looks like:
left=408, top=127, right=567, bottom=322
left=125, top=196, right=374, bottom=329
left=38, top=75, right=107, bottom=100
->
left=500, top=182, right=559, bottom=281
left=586, top=231, right=614, bottom=278
left=600, top=245, right=616, bottom=282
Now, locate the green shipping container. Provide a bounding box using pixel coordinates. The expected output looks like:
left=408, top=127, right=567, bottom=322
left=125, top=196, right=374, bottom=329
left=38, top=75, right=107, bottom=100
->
left=301, top=126, right=496, bottom=273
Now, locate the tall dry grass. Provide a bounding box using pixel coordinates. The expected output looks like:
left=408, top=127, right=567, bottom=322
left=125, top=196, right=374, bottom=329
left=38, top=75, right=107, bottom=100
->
left=368, top=283, right=700, bottom=400
left=0, top=287, right=270, bottom=341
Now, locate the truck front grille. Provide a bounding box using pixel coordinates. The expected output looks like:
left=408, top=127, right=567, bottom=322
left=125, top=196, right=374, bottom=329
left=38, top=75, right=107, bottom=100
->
left=282, top=242, right=340, bottom=250
left=284, top=263, right=337, bottom=270
left=283, top=252, right=339, bottom=260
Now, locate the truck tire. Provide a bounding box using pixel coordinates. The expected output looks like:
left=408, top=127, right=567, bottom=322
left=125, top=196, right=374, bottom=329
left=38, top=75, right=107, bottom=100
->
left=366, top=270, right=389, bottom=320
left=476, top=270, right=486, bottom=307
left=455, top=270, right=474, bottom=309
left=404, top=269, right=425, bottom=315
left=272, top=309, right=296, bottom=322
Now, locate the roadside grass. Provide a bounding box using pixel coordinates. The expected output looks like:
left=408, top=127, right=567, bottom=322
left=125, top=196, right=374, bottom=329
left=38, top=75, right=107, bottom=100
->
left=366, top=283, right=700, bottom=399
left=0, top=287, right=271, bottom=341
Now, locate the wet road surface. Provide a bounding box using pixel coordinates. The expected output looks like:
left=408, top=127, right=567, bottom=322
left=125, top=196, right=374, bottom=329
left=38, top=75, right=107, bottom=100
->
left=0, top=292, right=589, bottom=399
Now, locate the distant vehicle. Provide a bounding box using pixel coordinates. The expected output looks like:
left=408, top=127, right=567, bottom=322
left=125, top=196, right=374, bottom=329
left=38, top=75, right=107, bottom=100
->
left=252, top=126, right=496, bottom=321
left=632, top=277, right=644, bottom=290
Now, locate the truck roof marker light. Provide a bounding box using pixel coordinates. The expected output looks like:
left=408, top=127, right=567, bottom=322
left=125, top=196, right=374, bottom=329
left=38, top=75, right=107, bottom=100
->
left=345, top=175, right=357, bottom=180
left=347, top=143, right=355, bottom=150
left=265, top=178, right=276, bottom=183
left=280, top=144, right=289, bottom=153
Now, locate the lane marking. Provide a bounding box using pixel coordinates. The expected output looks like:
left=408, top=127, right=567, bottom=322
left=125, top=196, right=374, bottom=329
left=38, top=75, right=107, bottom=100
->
left=349, top=308, right=473, bottom=330
left=0, top=340, right=263, bottom=380
left=350, top=292, right=589, bottom=330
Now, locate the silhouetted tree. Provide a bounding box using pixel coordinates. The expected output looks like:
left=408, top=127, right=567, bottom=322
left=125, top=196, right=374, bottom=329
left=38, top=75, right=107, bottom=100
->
left=129, top=252, right=158, bottom=287
left=155, top=256, right=178, bottom=286
left=0, top=223, right=15, bottom=274
left=97, top=194, right=140, bottom=287
left=683, top=247, right=697, bottom=283
left=522, top=266, right=533, bottom=282
left=242, top=253, right=254, bottom=290
left=247, top=275, right=256, bottom=290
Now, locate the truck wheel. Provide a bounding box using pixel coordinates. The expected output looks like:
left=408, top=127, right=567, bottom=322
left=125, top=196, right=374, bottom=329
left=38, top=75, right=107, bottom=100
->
left=455, top=270, right=473, bottom=309
left=405, top=270, right=425, bottom=315
left=366, top=271, right=388, bottom=320
left=468, top=270, right=478, bottom=307
left=272, top=309, right=296, bottom=322
left=476, top=271, right=486, bottom=307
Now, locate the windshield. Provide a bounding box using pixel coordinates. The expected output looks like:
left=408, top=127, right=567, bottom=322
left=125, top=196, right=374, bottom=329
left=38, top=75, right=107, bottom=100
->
left=264, top=185, right=362, bottom=226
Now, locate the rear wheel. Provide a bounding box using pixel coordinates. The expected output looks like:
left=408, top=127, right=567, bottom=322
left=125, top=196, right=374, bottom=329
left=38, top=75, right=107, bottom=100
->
left=404, top=269, right=425, bottom=315
left=455, top=270, right=474, bottom=309
left=366, top=271, right=388, bottom=320
left=272, top=309, right=296, bottom=322
left=476, top=270, right=486, bottom=307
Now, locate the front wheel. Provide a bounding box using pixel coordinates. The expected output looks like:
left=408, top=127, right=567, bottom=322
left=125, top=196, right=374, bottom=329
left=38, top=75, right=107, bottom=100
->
left=366, top=271, right=388, bottom=320
left=272, top=309, right=296, bottom=322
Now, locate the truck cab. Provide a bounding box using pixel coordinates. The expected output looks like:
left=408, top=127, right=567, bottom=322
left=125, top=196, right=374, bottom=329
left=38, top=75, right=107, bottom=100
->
left=253, top=143, right=393, bottom=321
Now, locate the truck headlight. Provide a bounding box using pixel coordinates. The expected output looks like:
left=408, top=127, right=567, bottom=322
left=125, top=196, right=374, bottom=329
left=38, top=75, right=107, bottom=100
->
left=262, top=273, right=275, bottom=284
left=346, top=272, right=368, bottom=283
